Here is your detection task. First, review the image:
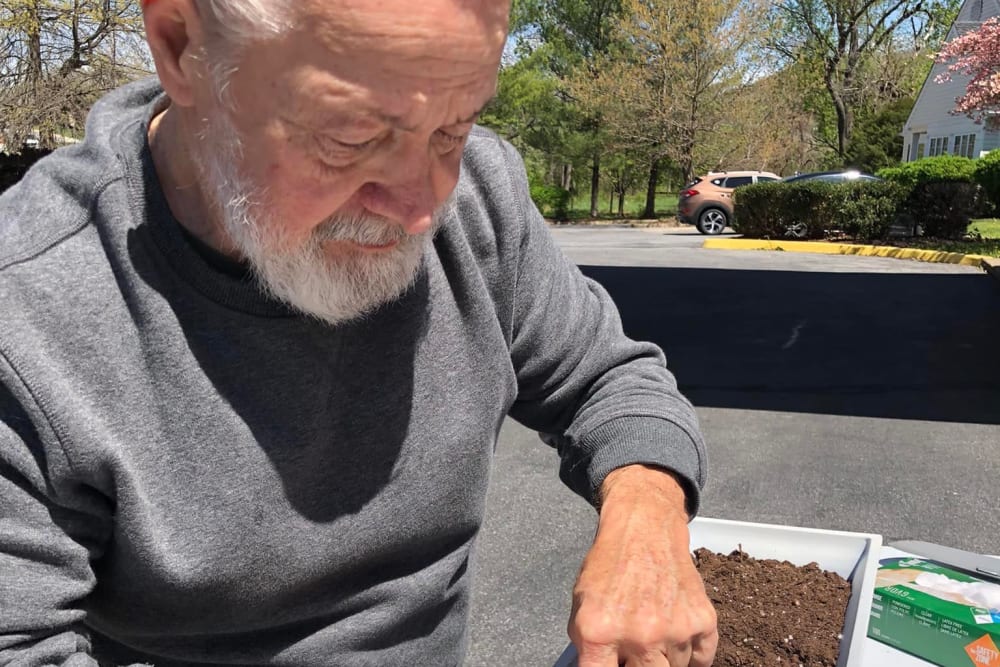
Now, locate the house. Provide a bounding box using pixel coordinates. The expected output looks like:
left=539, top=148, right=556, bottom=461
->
left=901, top=0, right=1000, bottom=162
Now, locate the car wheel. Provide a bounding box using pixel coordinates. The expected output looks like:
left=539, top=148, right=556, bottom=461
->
left=696, top=208, right=728, bottom=235
left=785, top=221, right=808, bottom=239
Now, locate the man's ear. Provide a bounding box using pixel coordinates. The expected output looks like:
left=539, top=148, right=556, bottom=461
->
left=143, top=0, right=207, bottom=108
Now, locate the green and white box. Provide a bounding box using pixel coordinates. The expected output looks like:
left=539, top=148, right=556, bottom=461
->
left=868, top=557, right=1000, bottom=667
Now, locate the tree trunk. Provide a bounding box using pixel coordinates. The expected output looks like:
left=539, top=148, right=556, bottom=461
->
left=561, top=163, right=573, bottom=191
left=609, top=191, right=615, bottom=215
left=642, top=159, right=660, bottom=219
left=27, top=1, right=43, bottom=92
left=589, top=153, right=600, bottom=218
left=826, top=74, right=852, bottom=159
left=618, top=190, right=625, bottom=217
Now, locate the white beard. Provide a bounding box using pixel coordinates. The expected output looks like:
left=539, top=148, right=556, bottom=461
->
left=192, top=111, right=450, bottom=327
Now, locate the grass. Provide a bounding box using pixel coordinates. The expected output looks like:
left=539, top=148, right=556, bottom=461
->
left=970, top=219, right=1000, bottom=239
left=897, top=219, right=1000, bottom=258
left=553, top=192, right=680, bottom=223
left=890, top=237, right=1000, bottom=258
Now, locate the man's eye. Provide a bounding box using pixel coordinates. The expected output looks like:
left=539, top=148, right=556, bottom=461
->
left=316, top=134, right=377, bottom=154
left=435, top=130, right=467, bottom=151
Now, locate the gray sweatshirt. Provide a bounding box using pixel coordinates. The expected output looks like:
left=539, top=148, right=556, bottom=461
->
left=0, top=79, right=706, bottom=667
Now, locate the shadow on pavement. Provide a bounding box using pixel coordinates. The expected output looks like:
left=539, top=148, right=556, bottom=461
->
left=580, top=265, right=1000, bottom=425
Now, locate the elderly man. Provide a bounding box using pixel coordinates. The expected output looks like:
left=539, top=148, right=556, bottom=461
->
left=0, top=1, right=717, bottom=665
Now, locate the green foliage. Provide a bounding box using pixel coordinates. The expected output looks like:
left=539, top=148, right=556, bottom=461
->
left=924, top=0, right=963, bottom=49
left=733, top=181, right=908, bottom=241
left=530, top=183, right=571, bottom=220
left=973, top=150, right=1000, bottom=210
left=877, top=155, right=978, bottom=188
left=876, top=156, right=981, bottom=237
left=845, top=97, right=914, bottom=173
left=903, top=181, right=980, bottom=239
left=970, top=218, right=1000, bottom=238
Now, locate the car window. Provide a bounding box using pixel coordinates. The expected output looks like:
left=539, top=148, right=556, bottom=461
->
left=756, top=176, right=779, bottom=183
left=710, top=177, right=725, bottom=186
left=685, top=178, right=703, bottom=188
left=723, top=176, right=753, bottom=188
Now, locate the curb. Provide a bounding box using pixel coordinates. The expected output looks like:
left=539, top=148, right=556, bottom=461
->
left=702, top=238, right=991, bottom=268
left=983, top=257, right=1000, bottom=286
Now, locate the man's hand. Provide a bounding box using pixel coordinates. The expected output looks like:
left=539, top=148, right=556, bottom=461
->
left=568, top=465, right=718, bottom=667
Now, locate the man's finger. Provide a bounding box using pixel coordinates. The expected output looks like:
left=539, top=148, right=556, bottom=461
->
left=689, top=628, right=720, bottom=667
left=623, top=649, right=670, bottom=667
left=574, top=642, right=622, bottom=667
left=663, top=641, right=692, bottom=667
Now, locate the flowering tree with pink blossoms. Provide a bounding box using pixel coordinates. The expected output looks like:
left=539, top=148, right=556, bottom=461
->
left=936, top=18, right=1000, bottom=126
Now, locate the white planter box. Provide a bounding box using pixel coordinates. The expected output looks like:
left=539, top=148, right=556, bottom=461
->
left=554, top=517, right=883, bottom=667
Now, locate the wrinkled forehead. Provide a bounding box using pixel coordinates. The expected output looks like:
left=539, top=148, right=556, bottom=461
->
left=296, top=0, right=509, bottom=72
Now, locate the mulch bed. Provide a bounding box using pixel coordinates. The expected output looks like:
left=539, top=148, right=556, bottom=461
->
left=695, top=548, right=852, bottom=667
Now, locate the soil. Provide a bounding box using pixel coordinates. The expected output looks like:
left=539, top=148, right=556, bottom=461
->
left=694, top=548, right=852, bottom=667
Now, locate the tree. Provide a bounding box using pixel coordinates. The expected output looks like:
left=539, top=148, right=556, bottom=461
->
left=845, top=96, right=914, bottom=171
left=509, top=0, right=625, bottom=217
left=574, top=0, right=772, bottom=217
left=480, top=45, right=596, bottom=201
left=698, top=68, right=829, bottom=176
left=0, top=0, right=149, bottom=151
left=776, top=0, right=948, bottom=159
left=935, top=17, right=1000, bottom=126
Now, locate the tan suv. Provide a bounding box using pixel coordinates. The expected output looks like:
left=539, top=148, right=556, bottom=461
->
left=677, top=171, right=781, bottom=235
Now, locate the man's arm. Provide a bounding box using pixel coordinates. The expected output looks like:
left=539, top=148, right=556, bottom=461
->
left=485, top=135, right=705, bottom=515
left=0, top=355, right=106, bottom=666
left=569, top=465, right=718, bottom=666
left=483, top=138, right=716, bottom=666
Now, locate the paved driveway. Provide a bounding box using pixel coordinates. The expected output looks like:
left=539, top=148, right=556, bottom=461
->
left=466, top=226, right=1000, bottom=667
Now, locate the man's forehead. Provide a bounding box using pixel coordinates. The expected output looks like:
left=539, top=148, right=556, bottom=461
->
left=296, top=0, right=509, bottom=58
left=298, top=0, right=510, bottom=25
left=283, top=74, right=496, bottom=131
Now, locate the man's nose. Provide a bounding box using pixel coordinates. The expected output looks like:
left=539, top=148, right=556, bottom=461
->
left=359, top=152, right=447, bottom=235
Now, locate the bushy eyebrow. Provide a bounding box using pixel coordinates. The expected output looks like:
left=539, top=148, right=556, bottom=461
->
left=380, top=95, right=496, bottom=131
left=290, top=93, right=496, bottom=134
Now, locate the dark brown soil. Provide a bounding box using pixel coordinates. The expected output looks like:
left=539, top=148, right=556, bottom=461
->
left=694, top=548, right=852, bottom=667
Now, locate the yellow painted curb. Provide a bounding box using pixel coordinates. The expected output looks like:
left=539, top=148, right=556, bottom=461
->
left=982, top=258, right=1000, bottom=285
left=702, top=238, right=990, bottom=267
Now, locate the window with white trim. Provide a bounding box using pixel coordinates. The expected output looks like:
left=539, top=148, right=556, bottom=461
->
left=928, top=137, right=949, bottom=156
left=953, top=133, right=977, bottom=158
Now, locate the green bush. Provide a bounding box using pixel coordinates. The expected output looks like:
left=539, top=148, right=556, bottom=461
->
left=732, top=181, right=907, bottom=241
left=876, top=155, right=977, bottom=188
left=974, top=150, right=1000, bottom=213
left=732, top=181, right=831, bottom=239
left=877, top=156, right=981, bottom=238
left=529, top=183, right=570, bottom=221
left=903, top=181, right=980, bottom=239
left=831, top=181, right=909, bottom=240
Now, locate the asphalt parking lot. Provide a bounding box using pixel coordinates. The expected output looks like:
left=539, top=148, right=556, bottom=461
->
left=465, top=225, right=1000, bottom=667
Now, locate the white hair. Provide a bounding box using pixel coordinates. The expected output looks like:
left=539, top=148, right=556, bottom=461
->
left=200, top=0, right=293, bottom=48
left=195, top=0, right=294, bottom=109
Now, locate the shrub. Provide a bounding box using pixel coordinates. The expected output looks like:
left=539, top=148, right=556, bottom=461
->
left=733, top=181, right=907, bottom=241
left=877, top=156, right=981, bottom=237
left=0, top=148, right=52, bottom=194
left=529, top=183, right=571, bottom=221
left=876, top=155, right=977, bottom=188
left=732, top=181, right=832, bottom=239
left=830, top=181, right=909, bottom=240
left=902, top=181, right=980, bottom=239
left=974, top=149, right=1000, bottom=213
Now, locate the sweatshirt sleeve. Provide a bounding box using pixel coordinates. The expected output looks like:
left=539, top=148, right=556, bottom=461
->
left=497, top=144, right=707, bottom=514
left=0, top=354, right=107, bottom=666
